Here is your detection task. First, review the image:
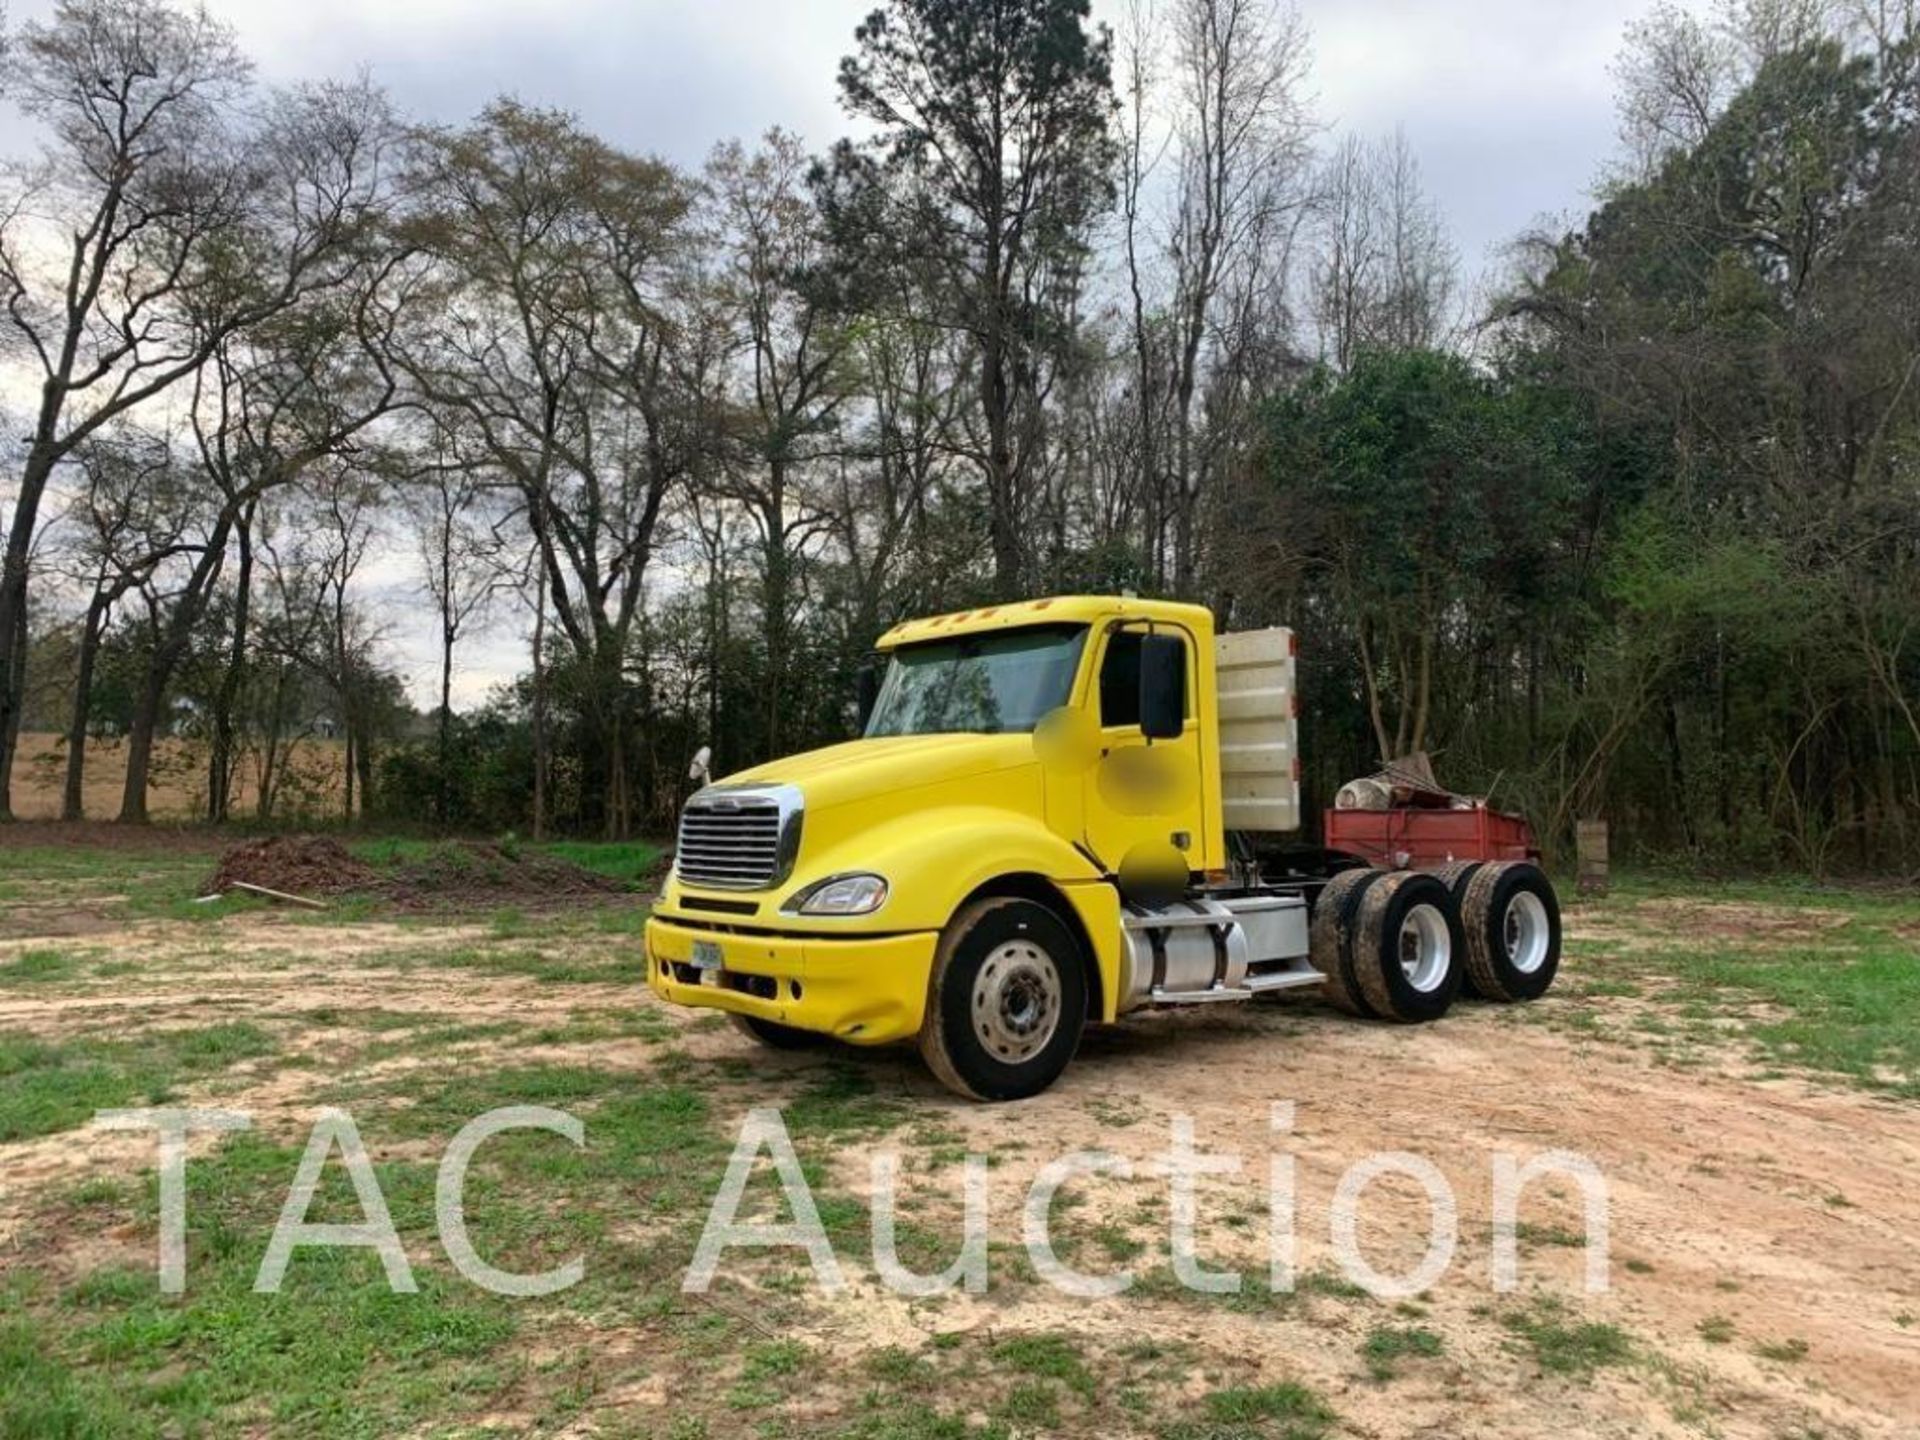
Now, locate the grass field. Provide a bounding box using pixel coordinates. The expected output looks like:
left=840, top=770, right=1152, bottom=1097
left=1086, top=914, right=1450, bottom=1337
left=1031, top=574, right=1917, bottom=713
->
left=0, top=838, right=1916, bottom=1439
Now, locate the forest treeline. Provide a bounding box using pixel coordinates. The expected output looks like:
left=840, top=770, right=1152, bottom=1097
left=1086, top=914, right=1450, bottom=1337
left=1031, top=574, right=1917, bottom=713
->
left=0, top=0, right=1915, bottom=870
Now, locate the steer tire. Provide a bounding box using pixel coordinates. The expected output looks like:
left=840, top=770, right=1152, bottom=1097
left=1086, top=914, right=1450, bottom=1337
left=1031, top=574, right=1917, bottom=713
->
left=919, top=898, right=1089, bottom=1102
left=1352, top=870, right=1465, bottom=1023
left=1459, top=862, right=1562, bottom=1002
left=1309, top=868, right=1387, bottom=1018
left=1431, top=861, right=1485, bottom=996
left=730, top=1014, right=828, bottom=1050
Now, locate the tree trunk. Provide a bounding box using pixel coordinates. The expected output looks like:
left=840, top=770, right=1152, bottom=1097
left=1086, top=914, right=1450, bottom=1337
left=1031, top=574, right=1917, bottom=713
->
left=207, top=504, right=255, bottom=824
left=438, top=613, right=455, bottom=829
left=0, top=444, right=60, bottom=822
left=981, top=322, right=1023, bottom=601
left=763, top=482, right=789, bottom=759
left=354, top=719, right=374, bottom=821
left=256, top=670, right=292, bottom=823
left=122, top=516, right=232, bottom=822
left=2, top=593, right=27, bottom=819
left=531, top=578, right=549, bottom=841
left=1665, top=696, right=1697, bottom=851
left=604, top=697, right=630, bottom=842
left=120, top=661, right=168, bottom=826
left=1172, top=382, right=1197, bottom=595
left=61, top=590, right=112, bottom=821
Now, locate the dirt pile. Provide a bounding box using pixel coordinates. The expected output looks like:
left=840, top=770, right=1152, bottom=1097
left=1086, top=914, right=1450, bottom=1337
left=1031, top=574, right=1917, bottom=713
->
left=201, top=836, right=630, bottom=909
left=202, top=836, right=379, bottom=898
left=383, top=842, right=626, bottom=907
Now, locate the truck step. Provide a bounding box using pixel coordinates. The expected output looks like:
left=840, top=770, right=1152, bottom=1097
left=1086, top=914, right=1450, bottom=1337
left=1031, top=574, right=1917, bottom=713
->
left=1149, top=985, right=1254, bottom=1005
left=1243, top=967, right=1325, bottom=994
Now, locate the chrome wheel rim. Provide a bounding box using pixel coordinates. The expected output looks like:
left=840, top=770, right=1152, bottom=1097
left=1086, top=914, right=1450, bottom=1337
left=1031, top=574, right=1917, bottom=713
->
left=1505, top=891, right=1551, bottom=974
left=1398, top=903, right=1452, bottom=994
left=973, top=939, right=1062, bottom=1064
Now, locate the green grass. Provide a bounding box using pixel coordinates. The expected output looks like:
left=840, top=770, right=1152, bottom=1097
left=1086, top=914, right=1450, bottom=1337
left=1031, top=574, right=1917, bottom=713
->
left=0, top=1023, right=275, bottom=1142
left=997, top=1381, right=1061, bottom=1427
left=0, top=1061, right=756, bottom=1438
left=0, top=843, right=217, bottom=919
left=1607, top=872, right=1920, bottom=920
left=534, top=839, right=664, bottom=884
left=992, top=1333, right=1096, bottom=1400
left=1361, top=1325, right=1443, bottom=1381
left=6, top=1131, right=518, bottom=1439
left=1664, top=937, right=1920, bottom=1095
left=1501, top=1297, right=1634, bottom=1378
left=428, top=943, right=647, bottom=987
left=0, top=948, right=78, bottom=984
left=23, top=866, right=1900, bottom=1436
left=1696, top=1314, right=1736, bottom=1344
left=1161, top=1382, right=1336, bottom=1439
left=1577, top=880, right=1920, bottom=1097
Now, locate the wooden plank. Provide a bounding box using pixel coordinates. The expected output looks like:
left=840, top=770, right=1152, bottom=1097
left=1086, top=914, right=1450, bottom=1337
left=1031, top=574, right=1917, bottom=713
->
left=227, top=881, right=329, bottom=911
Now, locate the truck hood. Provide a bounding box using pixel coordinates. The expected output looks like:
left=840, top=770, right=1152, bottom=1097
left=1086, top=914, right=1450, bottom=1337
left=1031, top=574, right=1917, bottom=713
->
left=715, top=733, right=1036, bottom=813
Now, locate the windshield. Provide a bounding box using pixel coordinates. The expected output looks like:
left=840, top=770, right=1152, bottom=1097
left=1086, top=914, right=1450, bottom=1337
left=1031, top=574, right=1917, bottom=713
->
left=866, top=625, right=1088, bottom=737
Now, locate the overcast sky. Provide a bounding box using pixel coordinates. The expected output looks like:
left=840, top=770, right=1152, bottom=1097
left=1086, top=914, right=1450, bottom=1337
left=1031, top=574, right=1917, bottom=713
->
left=8, top=0, right=1662, bottom=708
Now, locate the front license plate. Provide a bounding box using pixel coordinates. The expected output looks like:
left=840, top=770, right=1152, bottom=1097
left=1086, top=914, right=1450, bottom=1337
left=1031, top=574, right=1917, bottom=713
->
left=691, top=940, right=724, bottom=972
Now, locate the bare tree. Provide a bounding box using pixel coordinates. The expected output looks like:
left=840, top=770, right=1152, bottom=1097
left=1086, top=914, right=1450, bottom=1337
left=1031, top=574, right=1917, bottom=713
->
left=706, top=131, right=852, bottom=754
left=1310, top=130, right=1456, bottom=369
left=54, top=431, right=190, bottom=818
left=1157, top=0, right=1313, bottom=590
left=113, top=80, right=411, bottom=824
left=1614, top=2, right=1739, bottom=172
left=402, top=433, right=507, bottom=825
left=0, top=2, right=393, bottom=817
left=401, top=101, right=700, bottom=838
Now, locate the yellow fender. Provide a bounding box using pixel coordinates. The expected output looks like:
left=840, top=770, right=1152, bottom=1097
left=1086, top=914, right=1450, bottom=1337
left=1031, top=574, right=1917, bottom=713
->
left=801, top=806, right=1125, bottom=1022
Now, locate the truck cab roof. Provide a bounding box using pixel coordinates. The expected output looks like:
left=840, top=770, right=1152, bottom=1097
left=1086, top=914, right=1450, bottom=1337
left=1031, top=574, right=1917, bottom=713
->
left=876, top=594, right=1215, bottom=651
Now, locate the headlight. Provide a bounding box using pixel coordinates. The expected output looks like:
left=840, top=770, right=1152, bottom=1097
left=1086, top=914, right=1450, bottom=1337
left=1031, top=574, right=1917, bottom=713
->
left=784, top=873, right=889, bottom=916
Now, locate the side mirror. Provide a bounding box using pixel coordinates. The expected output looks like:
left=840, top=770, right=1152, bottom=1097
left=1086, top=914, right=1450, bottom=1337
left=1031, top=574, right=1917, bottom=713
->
left=855, top=658, right=883, bottom=732
left=1138, top=633, right=1186, bottom=740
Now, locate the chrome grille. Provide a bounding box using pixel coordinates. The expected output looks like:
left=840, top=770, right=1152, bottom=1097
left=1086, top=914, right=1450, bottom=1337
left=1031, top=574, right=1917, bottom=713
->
left=674, top=785, right=801, bottom=890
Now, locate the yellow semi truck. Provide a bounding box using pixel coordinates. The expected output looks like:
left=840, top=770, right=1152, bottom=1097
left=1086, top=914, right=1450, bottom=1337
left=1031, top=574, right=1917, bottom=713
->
left=646, top=595, right=1561, bottom=1100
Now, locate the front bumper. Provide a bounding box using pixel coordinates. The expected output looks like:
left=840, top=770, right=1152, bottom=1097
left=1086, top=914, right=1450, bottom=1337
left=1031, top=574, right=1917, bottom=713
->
left=645, top=915, right=937, bottom=1045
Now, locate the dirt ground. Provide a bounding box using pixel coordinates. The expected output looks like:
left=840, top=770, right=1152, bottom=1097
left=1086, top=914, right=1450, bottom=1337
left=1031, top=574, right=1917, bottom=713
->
left=1, top=859, right=1916, bottom=1439
left=8, top=731, right=347, bottom=821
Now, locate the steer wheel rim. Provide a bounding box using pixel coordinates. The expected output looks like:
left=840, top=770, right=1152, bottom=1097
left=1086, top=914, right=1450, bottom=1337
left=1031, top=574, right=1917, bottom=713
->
left=1505, top=891, right=1551, bottom=974
left=972, top=939, right=1062, bottom=1064
left=1398, top=903, right=1452, bottom=994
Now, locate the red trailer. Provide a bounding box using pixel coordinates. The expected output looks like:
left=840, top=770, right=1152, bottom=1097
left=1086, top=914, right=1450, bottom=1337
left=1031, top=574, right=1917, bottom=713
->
left=1324, top=801, right=1541, bottom=871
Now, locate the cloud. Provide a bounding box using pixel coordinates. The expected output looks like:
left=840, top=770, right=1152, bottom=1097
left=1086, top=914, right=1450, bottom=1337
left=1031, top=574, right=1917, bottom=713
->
left=1294, top=0, right=1644, bottom=266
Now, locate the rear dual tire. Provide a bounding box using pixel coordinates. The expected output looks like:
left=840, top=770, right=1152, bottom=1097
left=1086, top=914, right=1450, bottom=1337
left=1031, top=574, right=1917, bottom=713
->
left=1459, top=861, right=1561, bottom=1001
left=1311, top=861, right=1561, bottom=1021
left=1311, top=868, right=1465, bottom=1022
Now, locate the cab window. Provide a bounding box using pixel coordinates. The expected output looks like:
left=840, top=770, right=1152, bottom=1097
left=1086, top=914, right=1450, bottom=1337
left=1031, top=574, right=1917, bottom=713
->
left=1099, top=630, right=1187, bottom=728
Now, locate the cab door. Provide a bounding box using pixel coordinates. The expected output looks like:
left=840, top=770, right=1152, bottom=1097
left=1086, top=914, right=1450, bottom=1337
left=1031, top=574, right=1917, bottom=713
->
left=1079, top=621, right=1209, bottom=877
